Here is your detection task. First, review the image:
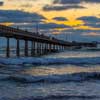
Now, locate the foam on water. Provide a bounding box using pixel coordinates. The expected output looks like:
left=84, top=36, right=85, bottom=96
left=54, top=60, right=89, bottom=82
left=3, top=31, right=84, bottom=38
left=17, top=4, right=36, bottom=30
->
left=0, top=72, right=100, bottom=83
left=0, top=95, right=99, bottom=100
left=5, top=95, right=99, bottom=100
left=0, top=57, right=100, bottom=65
left=0, top=51, right=100, bottom=100
left=1, top=72, right=100, bottom=100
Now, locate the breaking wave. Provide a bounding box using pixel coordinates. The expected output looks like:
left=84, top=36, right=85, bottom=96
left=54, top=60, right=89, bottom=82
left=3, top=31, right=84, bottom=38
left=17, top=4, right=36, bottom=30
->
left=17, top=95, right=100, bottom=100
left=2, top=72, right=100, bottom=83
left=0, top=57, right=100, bottom=65
left=0, top=95, right=99, bottom=100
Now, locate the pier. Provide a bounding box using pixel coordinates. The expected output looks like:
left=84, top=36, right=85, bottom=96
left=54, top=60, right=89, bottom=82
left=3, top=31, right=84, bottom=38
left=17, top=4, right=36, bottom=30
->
left=0, top=25, right=71, bottom=57
left=0, top=25, right=97, bottom=58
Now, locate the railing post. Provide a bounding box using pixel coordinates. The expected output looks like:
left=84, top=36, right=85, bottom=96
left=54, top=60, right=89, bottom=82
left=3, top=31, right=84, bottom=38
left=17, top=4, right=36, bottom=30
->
left=6, top=37, right=10, bottom=58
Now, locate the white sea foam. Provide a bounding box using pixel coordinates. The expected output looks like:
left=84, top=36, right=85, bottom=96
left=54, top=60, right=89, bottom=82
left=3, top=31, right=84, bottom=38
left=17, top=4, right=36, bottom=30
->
left=7, top=72, right=100, bottom=83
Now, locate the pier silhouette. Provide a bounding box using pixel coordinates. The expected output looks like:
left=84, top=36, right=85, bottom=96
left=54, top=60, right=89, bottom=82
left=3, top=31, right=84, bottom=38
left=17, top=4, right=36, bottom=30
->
left=0, top=25, right=97, bottom=58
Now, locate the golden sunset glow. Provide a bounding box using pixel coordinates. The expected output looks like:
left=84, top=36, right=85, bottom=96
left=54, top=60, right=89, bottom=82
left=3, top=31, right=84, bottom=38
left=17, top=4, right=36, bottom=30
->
left=0, top=22, right=14, bottom=26
left=0, top=0, right=100, bottom=37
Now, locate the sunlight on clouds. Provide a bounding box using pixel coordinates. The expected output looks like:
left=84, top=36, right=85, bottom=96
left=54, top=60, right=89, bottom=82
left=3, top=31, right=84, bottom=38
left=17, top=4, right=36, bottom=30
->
left=45, top=19, right=84, bottom=27
left=1, top=0, right=100, bottom=33
left=0, top=22, right=14, bottom=26
left=74, top=25, right=100, bottom=31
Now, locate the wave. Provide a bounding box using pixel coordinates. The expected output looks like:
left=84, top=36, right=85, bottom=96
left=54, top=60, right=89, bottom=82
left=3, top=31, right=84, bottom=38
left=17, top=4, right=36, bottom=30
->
left=5, top=72, right=100, bottom=83
left=0, top=74, right=10, bottom=80
left=0, top=95, right=99, bottom=100
left=0, top=57, right=100, bottom=65
left=18, top=95, right=99, bottom=100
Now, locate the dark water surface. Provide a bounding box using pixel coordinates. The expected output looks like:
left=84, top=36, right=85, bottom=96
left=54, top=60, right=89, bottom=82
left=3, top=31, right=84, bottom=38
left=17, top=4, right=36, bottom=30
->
left=0, top=50, right=100, bottom=100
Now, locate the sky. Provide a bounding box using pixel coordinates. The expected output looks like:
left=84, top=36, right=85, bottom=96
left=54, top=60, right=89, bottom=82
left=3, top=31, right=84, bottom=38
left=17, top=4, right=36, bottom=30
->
left=0, top=0, right=100, bottom=41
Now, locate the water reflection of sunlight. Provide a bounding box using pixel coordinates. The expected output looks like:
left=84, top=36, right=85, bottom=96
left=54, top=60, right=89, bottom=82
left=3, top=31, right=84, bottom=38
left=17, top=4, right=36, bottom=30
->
left=44, top=51, right=100, bottom=58
left=22, top=65, right=100, bottom=76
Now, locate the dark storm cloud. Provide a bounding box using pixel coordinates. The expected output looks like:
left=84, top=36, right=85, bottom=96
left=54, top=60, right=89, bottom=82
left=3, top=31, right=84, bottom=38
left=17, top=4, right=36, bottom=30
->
left=43, top=5, right=85, bottom=11
left=0, top=10, right=46, bottom=23
left=77, top=16, right=100, bottom=28
left=53, top=17, right=68, bottom=21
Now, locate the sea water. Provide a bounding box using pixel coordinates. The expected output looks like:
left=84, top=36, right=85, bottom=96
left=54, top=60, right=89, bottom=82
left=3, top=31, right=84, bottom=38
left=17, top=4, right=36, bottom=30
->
left=0, top=50, right=100, bottom=100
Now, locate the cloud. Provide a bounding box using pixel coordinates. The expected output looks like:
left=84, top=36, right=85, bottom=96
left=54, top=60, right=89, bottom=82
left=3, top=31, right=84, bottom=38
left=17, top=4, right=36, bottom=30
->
left=43, top=0, right=100, bottom=11
left=57, top=28, right=100, bottom=42
left=77, top=16, right=100, bottom=28
left=77, top=16, right=100, bottom=23
left=13, top=20, right=100, bottom=42
left=38, top=23, right=71, bottom=29
left=0, top=10, right=46, bottom=23
left=82, top=0, right=100, bottom=3
left=0, top=10, right=71, bottom=33
left=53, top=0, right=100, bottom=4
left=43, top=4, right=85, bottom=11
left=43, top=0, right=86, bottom=11
left=53, top=17, right=68, bottom=21
left=12, top=22, right=71, bottom=30
left=53, top=0, right=80, bottom=4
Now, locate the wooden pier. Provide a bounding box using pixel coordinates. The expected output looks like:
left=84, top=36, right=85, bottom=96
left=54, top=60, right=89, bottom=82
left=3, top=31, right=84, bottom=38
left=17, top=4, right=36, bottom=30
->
left=0, top=25, right=71, bottom=57
left=0, top=25, right=97, bottom=58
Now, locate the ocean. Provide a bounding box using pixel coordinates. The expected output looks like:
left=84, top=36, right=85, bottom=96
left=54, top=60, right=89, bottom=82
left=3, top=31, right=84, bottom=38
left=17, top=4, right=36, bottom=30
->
left=0, top=50, right=100, bottom=100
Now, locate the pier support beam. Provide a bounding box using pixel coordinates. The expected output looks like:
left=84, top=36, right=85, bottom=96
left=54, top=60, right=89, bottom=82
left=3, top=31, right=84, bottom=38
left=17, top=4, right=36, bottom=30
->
left=39, top=42, right=44, bottom=55
left=16, top=39, right=20, bottom=57
left=39, top=43, right=42, bottom=55
left=52, top=44, right=56, bottom=52
left=40, top=43, right=43, bottom=55
left=62, top=46, right=64, bottom=50
left=49, top=44, right=52, bottom=53
left=44, top=43, right=47, bottom=54
left=36, top=42, right=41, bottom=56
left=25, top=40, right=28, bottom=57
left=6, top=37, right=10, bottom=58
left=31, top=41, right=35, bottom=56
left=46, top=43, right=49, bottom=54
